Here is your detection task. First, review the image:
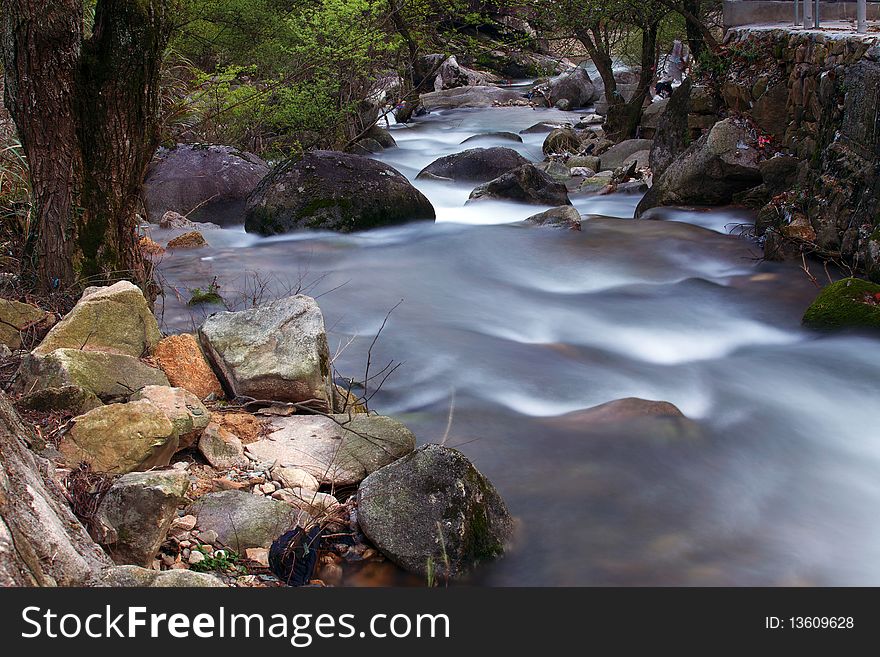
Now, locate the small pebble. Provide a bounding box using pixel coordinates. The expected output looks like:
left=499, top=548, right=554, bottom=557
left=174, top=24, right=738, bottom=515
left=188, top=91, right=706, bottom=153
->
left=188, top=551, right=206, bottom=565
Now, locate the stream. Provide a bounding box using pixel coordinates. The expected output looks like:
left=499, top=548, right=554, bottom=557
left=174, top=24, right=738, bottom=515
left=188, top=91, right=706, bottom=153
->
left=154, top=104, right=880, bottom=586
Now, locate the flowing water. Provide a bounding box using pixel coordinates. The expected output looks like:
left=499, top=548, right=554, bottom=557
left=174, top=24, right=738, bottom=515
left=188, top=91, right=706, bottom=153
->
left=154, top=105, right=880, bottom=586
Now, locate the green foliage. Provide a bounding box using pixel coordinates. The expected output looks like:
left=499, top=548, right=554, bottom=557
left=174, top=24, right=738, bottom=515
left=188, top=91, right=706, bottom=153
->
left=188, top=278, right=224, bottom=305
left=189, top=547, right=246, bottom=573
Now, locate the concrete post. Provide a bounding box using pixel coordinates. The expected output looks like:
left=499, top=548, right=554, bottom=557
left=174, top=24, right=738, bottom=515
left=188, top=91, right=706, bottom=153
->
left=813, top=0, right=819, bottom=28
left=803, top=0, right=811, bottom=28
left=858, top=0, right=868, bottom=34
left=794, top=0, right=799, bottom=26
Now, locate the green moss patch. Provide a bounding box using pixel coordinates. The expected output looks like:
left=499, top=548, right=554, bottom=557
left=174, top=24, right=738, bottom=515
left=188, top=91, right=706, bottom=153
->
left=802, top=277, right=880, bottom=331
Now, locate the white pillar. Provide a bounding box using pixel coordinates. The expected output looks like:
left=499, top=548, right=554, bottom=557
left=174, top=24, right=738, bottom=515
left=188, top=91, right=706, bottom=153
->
left=814, top=0, right=820, bottom=28
left=858, top=0, right=867, bottom=34
left=803, top=0, right=811, bottom=28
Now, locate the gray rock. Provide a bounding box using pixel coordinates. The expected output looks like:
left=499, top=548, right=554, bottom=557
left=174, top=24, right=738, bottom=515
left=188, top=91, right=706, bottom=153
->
left=468, top=164, right=571, bottom=206
left=357, top=444, right=513, bottom=579
left=520, top=121, right=564, bottom=135
left=244, top=150, right=435, bottom=235
left=649, top=78, right=693, bottom=178
left=97, top=565, right=225, bottom=587
left=547, top=67, right=598, bottom=108
left=187, top=490, right=310, bottom=552
left=245, top=413, right=416, bottom=486
left=199, top=295, right=332, bottom=406
left=364, top=125, right=397, bottom=149
left=637, top=119, right=762, bottom=215
left=15, top=348, right=170, bottom=402
left=57, top=400, right=179, bottom=474
left=417, top=147, right=529, bottom=183
left=639, top=98, right=669, bottom=138
left=567, top=155, right=601, bottom=171
left=94, top=470, right=190, bottom=567
left=198, top=422, right=248, bottom=470
left=420, top=85, right=523, bottom=111
left=524, top=206, right=582, bottom=229
left=536, top=160, right=571, bottom=181
left=542, top=127, right=583, bottom=156
left=271, top=465, right=320, bottom=491
left=599, top=139, right=654, bottom=171
left=131, top=385, right=210, bottom=449
left=145, top=144, right=269, bottom=225
left=544, top=397, right=702, bottom=441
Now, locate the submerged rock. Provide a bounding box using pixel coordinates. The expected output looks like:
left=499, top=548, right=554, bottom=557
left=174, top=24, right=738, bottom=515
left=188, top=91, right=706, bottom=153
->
left=468, top=164, right=571, bottom=206
left=187, top=490, right=309, bottom=552
left=417, top=147, right=529, bottom=183
left=245, top=413, right=416, bottom=486
left=460, top=132, right=523, bottom=145
left=94, top=470, right=190, bottom=567
left=802, top=278, right=880, bottom=332
left=199, top=295, right=332, bottom=406
left=244, top=151, right=435, bottom=235
left=144, top=144, right=269, bottom=225
left=357, top=444, right=513, bottom=579
left=58, top=400, right=179, bottom=474
left=524, top=206, right=582, bottom=230
left=546, top=397, right=701, bottom=442
left=33, top=281, right=160, bottom=358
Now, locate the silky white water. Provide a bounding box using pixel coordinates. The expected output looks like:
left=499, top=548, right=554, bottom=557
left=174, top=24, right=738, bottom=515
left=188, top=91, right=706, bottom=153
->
left=155, top=105, right=880, bottom=586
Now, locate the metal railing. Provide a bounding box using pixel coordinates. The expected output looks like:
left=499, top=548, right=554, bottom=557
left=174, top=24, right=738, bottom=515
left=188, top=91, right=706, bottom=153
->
left=794, top=0, right=868, bottom=33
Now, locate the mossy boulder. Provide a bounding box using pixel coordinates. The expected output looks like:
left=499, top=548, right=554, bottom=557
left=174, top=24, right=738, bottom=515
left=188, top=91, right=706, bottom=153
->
left=542, top=127, right=582, bottom=156
left=17, top=385, right=103, bottom=415
left=57, top=400, right=180, bottom=474
left=15, top=348, right=170, bottom=402
left=33, top=281, right=160, bottom=358
left=0, top=298, right=54, bottom=349
left=802, top=278, right=880, bottom=332
left=244, top=151, right=435, bottom=235
left=356, top=444, right=512, bottom=579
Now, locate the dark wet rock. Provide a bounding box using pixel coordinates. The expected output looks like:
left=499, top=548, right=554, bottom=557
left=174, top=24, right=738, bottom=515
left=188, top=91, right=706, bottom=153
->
left=649, top=78, right=693, bottom=178
left=417, top=147, right=529, bottom=183
left=244, top=151, right=435, bottom=235
left=468, top=164, right=571, bottom=205
left=599, top=139, right=653, bottom=171
left=542, top=127, right=583, bottom=156
left=17, top=385, right=103, bottom=416
left=357, top=444, right=513, bottom=579
left=637, top=119, right=762, bottom=215
left=520, top=121, right=564, bottom=135
left=460, top=131, right=523, bottom=145
left=145, top=144, right=269, bottom=225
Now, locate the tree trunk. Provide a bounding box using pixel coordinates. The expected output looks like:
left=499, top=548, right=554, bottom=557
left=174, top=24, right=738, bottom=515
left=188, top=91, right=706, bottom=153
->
left=604, top=22, right=659, bottom=142
left=2, top=0, right=171, bottom=293
left=0, top=392, right=112, bottom=586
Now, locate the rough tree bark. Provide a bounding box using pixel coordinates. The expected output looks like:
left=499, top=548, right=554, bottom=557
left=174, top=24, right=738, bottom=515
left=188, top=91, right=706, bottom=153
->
left=1, top=0, right=172, bottom=293
left=0, top=392, right=111, bottom=586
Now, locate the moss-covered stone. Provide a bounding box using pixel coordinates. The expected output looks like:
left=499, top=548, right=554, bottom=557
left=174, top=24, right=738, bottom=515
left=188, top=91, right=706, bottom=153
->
left=356, top=444, right=512, bottom=580
left=802, top=277, right=880, bottom=331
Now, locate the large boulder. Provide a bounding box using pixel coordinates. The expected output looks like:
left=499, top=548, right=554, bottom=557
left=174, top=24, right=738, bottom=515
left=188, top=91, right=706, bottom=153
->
left=199, top=295, right=332, bottom=406
left=636, top=119, right=763, bottom=216
left=546, top=67, right=598, bottom=108
left=416, top=147, right=530, bottom=183
left=93, top=470, right=190, bottom=567
left=598, top=138, right=653, bottom=171
left=33, top=281, right=160, bottom=358
left=357, top=444, right=512, bottom=579
left=468, top=164, right=571, bottom=206
left=153, top=334, right=224, bottom=400
left=144, top=144, right=269, bottom=225
left=542, top=127, right=583, bottom=157
left=432, top=55, right=496, bottom=91
left=187, top=490, right=309, bottom=553
left=802, top=278, right=880, bottom=332
left=15, top=348, right=170, bottom=402
left=244, top=151, right=435, bottom=235
left=419, top=85, right=523, bottom=111
left=57, top=400, right=179, bottom=474
left=17, top=385, right=103, bottom=416
left=0, top=299, right=54, bottom=350
left=130, top=385, right=210, bottom=449
left=245, top=413, right=416, bottom=486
